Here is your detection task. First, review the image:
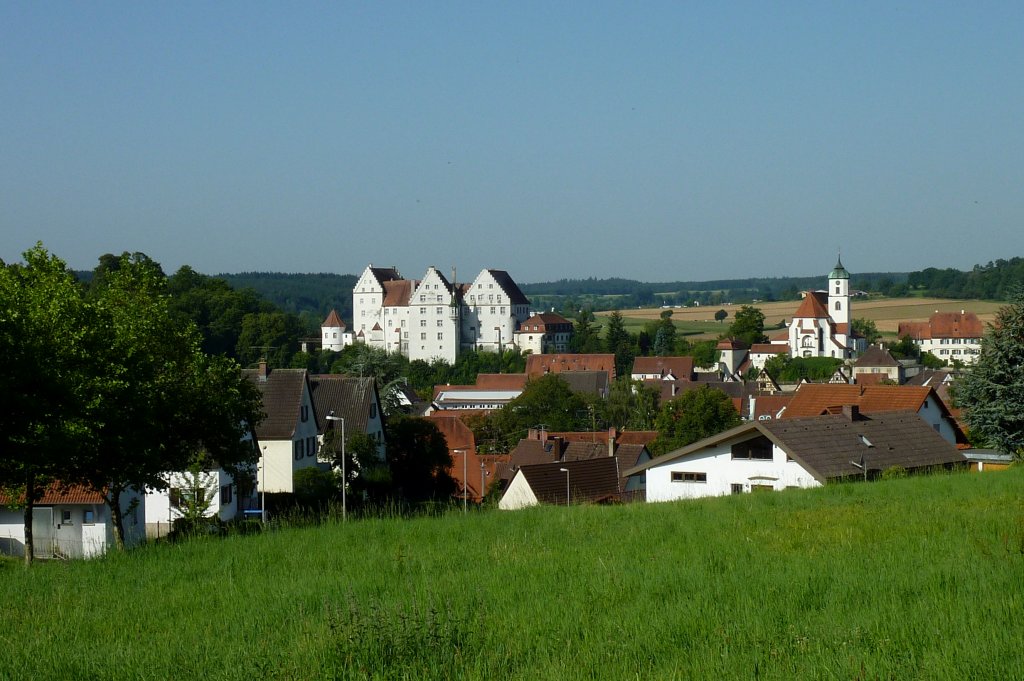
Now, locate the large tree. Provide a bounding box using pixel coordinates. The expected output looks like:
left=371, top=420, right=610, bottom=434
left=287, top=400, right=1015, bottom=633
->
left=652, top=386, right=741, bottom=456
left=727, top=305, right=767, bottom=346
left=0, top=245, right=92, bottom=565
left=603, top=311, right=635, bottom=378
left=79, top=254, right=262, bottom=548
left=384, top=416, right=456, bottom=504
left=956, top=290, right=1024, bottom=457
left=570, top=308, right=602, bottom=353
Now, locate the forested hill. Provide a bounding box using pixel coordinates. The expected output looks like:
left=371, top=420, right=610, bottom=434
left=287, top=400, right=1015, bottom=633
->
left=907, top=258, right=1024, bottom=299
left=218, top=272, right=357, bottom=320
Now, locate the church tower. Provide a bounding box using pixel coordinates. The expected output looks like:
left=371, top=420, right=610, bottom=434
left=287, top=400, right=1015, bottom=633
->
left=828, top=256, right=850, bottom=328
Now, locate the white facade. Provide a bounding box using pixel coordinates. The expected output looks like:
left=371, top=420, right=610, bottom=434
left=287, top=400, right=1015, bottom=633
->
left=352, top=265, right=531, bottom=363
left=258, top=387, right=323, bottom=494
left=408, top=267, right=461, bottom=363
left=0, top=491, right=145, bottom=560
left=498, top=470, right=541, bottom=510
left=787, top=258, right=866, bottom=360
left=643, top=434, right=821, bottom=503
left=145, top=467, right=244, bottom=537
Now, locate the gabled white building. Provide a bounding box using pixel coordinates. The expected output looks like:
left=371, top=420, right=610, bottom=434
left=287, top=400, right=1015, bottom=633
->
left=321, top=309, right=354, bottom=352
left=788, top=258, right=866, bottom=360
left=351, top=264, right=531, bottom=364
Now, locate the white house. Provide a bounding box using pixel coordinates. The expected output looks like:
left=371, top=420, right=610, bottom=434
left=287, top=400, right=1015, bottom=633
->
left=625, top=410, right=965, bottom=504
left=513, top=312, right=574, bottom=355
left=243, top=364, right=325, bottom=494
left=0, top=485, right=146, bottom=559
left=897, top=311, right=984, bottom=365
left=144, top=466, right=248, bottom=538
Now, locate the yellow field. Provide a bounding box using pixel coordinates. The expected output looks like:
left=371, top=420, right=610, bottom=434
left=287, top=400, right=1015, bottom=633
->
left=600, top=297, right=1004, bottom=337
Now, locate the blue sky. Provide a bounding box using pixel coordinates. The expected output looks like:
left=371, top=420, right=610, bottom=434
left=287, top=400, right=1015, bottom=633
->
left=2, top=2, right=1023, bottom=282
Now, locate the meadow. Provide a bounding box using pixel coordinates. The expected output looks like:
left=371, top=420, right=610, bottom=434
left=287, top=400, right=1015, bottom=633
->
left=3, top=468, right=1023, bottom=680
left=599, top=297, right=1006, bottom=340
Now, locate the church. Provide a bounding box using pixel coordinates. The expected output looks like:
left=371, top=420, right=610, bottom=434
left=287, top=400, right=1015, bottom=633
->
left=787, top=258, right=866, bottom=360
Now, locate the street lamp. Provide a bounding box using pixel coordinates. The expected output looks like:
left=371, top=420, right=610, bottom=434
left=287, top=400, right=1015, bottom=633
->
left=480, top=461, right=487, bottom=504
left=559, top=467, right=570, bottom=507
left=453, top=448, right=468, bottom=514
left=261, top=445, right=267, bottom=523
left=325, top=411, right=346, bottom=522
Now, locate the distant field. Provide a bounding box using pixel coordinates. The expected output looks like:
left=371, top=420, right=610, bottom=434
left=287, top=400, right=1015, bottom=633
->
left=598, top=297, right=1004, bottom=339
left=3, top=469, right=1023, bottom=679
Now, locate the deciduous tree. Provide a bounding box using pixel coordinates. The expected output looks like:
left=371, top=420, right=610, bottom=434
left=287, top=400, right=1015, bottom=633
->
left=652, top=386, right=740, bottom=456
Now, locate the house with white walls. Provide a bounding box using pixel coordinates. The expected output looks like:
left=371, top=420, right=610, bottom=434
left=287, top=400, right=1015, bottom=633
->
left=320, top=309, right=354, bottom=352
left=243, top=364, right=324, bottom=494
left=514, top=312, right=574, bottom=354
left=0, top=484, right=146, bottom=559
left=625, top=409, right=965, bottom=503
left=897, top=311, right=984, bottom=365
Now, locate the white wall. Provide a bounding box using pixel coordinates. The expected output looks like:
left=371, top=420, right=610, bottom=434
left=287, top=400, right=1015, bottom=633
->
left=644, top=437, right=821, bottom=503
left=498, top=471, right=540, bottom=510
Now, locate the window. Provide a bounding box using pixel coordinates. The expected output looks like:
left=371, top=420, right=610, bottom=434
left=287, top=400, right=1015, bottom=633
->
left=294, top=441, right=303, bottom=460
left=370, top=403, right=377, bottom=418
left=437, top=332, right=444, bottom=340
left=61, top=510, right=72, bottom=524
left=437, top=319, right=443, bottom=327
left=307, top=436, right=317, bottom=458
left=731, top=484, right=744, bottom=495
left=300, top=405, right=309, bottom=422
left=420, top=307, right=426, bottom=314
left=220, top=485, right=232, bottom=504
left=671, top=471, right=707, bottom=483
left=835, top=301, right=841, bottom=311
left=83, top=509, right=95, bottom=524
left=732, top=436, right=774, bottom=460
left=436, top=307, right=443, bottom=314
left=420, top=332, right=427, bottom=340
left=420, top=319, right=427, bottom=327
left=490, top=307, right=496, bottom=314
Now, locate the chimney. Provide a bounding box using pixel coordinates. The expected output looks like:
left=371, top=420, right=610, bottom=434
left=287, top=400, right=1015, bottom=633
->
left=842, top=404, right=860, bottom=421
left=258, top=360, right=269, bottom=382
left=608, top=429, right=616, bottom=458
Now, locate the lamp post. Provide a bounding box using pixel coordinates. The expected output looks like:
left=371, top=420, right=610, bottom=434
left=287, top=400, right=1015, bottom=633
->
left=261, top=445, right=267, bottom=523
left=326, top=411, right=346, bottom=522
left=559, top=467, right=570, bottom=507
left=480, top=462, right=487, bottom=504
left=454, top=448, right=467, bottom=514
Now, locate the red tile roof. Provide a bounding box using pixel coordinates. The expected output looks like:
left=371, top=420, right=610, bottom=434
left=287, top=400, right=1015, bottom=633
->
left=794, top=292, right=829, bottom=319
left=781, top=384, right=933, bottom=419
left=0, top=483, right=105, bottom=506
left=897, top=312, right=984, bottom=340
left=382, top=280, right=415, bottom=307
left=750, top=344, right=788, bottom=354
left=474, top=373, right=529, bottom=390
left=322, top=309, right=345, bottom=328
left=525, top=354, right=616, bottom=379
left=631, top=356, right=694, bottom=380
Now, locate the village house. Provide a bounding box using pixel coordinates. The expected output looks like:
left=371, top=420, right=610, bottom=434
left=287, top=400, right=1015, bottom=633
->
left=513, top=311, right=574, bottom=354
left=626, top=409, right=965, bottom=503
left=897, top=310, right=984, bottom=365
left=1, top=484, right=146, bottom=559
left=310, top=375, right=387, bottom=462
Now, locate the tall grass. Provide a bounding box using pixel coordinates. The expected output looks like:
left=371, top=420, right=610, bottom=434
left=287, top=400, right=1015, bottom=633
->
left=3, top=469, right=1023, bottom=679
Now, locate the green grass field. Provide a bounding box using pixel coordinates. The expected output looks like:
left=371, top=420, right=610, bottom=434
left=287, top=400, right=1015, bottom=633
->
left=3, top=468, right=1023, bottom=679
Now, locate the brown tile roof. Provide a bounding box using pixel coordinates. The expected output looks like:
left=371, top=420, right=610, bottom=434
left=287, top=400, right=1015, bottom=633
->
left=501, top=439, right=565, bottom=482
left=382, top=279, right=415, bottom=307
left=429, top=414, right=476, bottom=452
left=526, top=353, right=616, bottom=379
left=516, top=457, right=620, bottom=504
left=854, top=345, right=901, bottom=368
left=309, top=375, right=379, bottom=436
left=322, top=309, right=345, bottom=328
left=518, top=312, right=572, bottom=331
left=563, top=442, right=610, bottom=461
left=243, top=368, right=312, bottom=440
left=715, top=339, right=749, bottom=350
left=898, top=312, right=984, bottom=340
left=768, top=330, right=789, bottom=342
left=794, top=292, right=829, bottom=319
left=854, top=373, right=891, bottom=386
left=0, top=483, right=106, bottom=506
left=750, top=344, right=789, bottom=354
left=631, top=356, right=695, bottom=380
left=486, top=269, right=530, bottom=305
left=474, top=373, right=529, bottom=390
left=559, top=371, right=610, bottom=397
left=616, top=431, right=659, bottom=446
left=750, top=395, right=792, bottom=420
left=781, top=384, right=934, bottom=419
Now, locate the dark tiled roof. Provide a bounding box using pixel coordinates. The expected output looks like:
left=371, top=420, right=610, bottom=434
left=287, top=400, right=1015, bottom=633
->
left=626, top=411, right=965, bottom=480
left=243, top=368, right=311, bottom=440
left=560, top=371, right=610, bottom=397
left=368, top=267, right=403, bottom=287
left=854, top=345, right=900, bottom=368
left=309, top=375, right=379, bottom=437
left=517, top=457, right=621, bottom=504
left=563, top=442, right=609, bottom=461
left=501, top=439, right=563, bottom=482
left=487, top=269, right=530, bottom=305
left=762, top=411, right=964, bottom=480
